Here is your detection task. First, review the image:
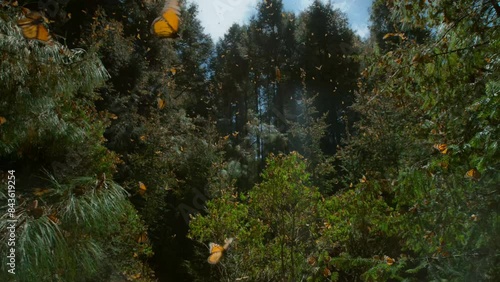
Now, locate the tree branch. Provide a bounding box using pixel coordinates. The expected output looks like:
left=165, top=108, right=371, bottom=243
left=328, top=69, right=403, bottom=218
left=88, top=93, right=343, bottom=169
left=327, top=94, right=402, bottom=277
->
left=490, top=0, right=500, bottom=17
left=431, top=41, right=490, bottom=58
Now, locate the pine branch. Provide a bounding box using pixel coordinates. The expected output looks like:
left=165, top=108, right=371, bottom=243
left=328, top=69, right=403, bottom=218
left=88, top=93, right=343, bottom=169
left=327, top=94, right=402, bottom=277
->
left=490, top=0, right=500, bottom=17
left=430, top=41, right=491, bottom=57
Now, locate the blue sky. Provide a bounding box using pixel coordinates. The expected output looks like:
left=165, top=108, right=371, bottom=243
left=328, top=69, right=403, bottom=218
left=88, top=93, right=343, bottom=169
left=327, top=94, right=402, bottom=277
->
left=188, top=0, right=373, bottom=42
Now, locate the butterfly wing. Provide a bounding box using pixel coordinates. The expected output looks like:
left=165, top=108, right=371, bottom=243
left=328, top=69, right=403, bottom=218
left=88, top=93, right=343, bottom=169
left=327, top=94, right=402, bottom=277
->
left=151, top=0, right=180, bottom=38
left=207, top=243, right=225, bottom=264
left=433, top=143, right=448, bottom=154
left=137, top=231, right=148, bottom=243
left=157, top=98, right=166, bottom=109
left=17, top=12, right=51, bottom=42
left=138, top=181, right=147, bottom=196
left=465, top=169, right=480, bottom=180
left=223, top=237, right=234, bottom=250
left=19, top=23, right=38, bottom=39
left=17, top=11, right=44, bottom=26
left=209, top=243, right=225, bottom=253
left=17, top=13, right=40, bottom=39
left=35, top=24, right=51, bottom=42
left=207, top=251, right=223, bottom=264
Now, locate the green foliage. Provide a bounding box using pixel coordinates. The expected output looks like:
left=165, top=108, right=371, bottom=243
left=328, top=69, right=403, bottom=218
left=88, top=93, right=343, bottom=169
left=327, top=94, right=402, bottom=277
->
left=189, top=152, right=322, bottom=281
left=289, top=81, right=336, bottom=193
left=0, top=11, right=115, bottom=180
left=2, top=0, right=497, bottom=280
left=0, top=7, right=150, bottom=281
left=369, top=0, right=429, bottom=52
left=0, top=175, right=151, bottom=282
left=299, top=0, right=360, bottom=156
left=251, top=152, right=322, bottom=281
left=334, top=0, right=500, bottom=280
left=125, top=108, right=221, bottom=280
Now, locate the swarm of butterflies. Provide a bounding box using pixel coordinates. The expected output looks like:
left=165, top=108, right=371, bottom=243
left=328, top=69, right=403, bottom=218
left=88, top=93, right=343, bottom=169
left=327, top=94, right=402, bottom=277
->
left=14, top=0, right=180, bottom=43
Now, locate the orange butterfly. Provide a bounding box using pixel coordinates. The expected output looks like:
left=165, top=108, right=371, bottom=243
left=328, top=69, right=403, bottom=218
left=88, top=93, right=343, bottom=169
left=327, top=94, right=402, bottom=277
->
left=137, top=231, right=148, bottom=244
left=17, top=11, right=52, bottom=42
left=138, top=181, right=147, bottom=196
left=151, top=0, right=180, bottom=38
left=384, top=255, right=395, bottom=265
left=207, top=237, right=233, bottom=264
left=48, top=213, right=61, bottom=224
left=465, top=168, right=481, bottom=180
left=275, top=66, right=281, bottom=83
left=157, top=98, right=166, bottom=109
left=33, top=187, right=52, bottom=197
left=433, top=143, right=448, bottom=154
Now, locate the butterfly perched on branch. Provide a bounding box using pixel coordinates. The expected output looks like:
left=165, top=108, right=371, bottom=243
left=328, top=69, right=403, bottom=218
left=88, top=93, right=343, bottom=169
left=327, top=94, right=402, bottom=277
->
left=464, top=168, right=481, bottom=180
left=433, top=143, right=448, bottom=154
left=138, top=181, right=147, bottom=196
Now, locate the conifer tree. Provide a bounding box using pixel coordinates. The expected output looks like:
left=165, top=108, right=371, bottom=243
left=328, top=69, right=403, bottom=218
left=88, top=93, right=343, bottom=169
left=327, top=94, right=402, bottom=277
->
left=333, top=0, right=499, bottom=280
left=299, top=0, right=360, bottom=156
left=0, top=7, right=150, bottom=281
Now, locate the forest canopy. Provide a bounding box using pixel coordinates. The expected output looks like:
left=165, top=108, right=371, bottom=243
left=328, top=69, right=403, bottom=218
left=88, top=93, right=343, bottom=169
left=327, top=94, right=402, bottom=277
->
left=0, top=0, right=498, bottom=281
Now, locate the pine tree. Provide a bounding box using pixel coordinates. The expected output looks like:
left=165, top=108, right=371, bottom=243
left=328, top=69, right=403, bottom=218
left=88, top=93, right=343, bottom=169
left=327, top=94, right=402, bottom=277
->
left=0, top=7, right=150, bottom=281
left=299, top=0, right=360, bottom=156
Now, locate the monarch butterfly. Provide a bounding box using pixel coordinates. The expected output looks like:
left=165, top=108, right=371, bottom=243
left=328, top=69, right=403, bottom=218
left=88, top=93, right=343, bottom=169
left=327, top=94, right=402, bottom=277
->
left=157, top=98, right=166, bottom=109
left=137, top=231, right=148, bottom=244
left=275, top=66, right=281, bottom=83
left=138, top=181, right=147, bottom=196
left=323, top=267, right=332, bottom=277
left=207, top=237, right=233, bottom=264
left=307, top=256, right=317, bottom=266
left=360, top=175, right=367, bottom=183
left=27, top=199, right=44, bottom=219
left=465, top=168, right=480, bottom=180
left=151, top=0, right=180, bottom=38
left=16, top=11, right=52, bottom=42
left=48, top=214, right=61, bottom=224
left=433, top=143, right=448, bottom=154
left=33, top=187, right=52, bottom=197
left=384, top=255, right=395, bottom=266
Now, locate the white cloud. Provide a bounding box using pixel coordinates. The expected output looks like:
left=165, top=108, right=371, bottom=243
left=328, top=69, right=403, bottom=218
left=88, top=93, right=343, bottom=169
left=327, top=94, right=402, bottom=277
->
left=188, top=0, right=259, bottom=41
left=353, top=25, right=369, bottom=38
left=331, top=1, right=351, bottom=12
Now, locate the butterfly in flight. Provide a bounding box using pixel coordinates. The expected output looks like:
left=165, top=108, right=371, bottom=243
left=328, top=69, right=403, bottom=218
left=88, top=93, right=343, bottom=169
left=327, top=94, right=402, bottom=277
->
left=17, top=11, right=52, bottom=42
left=151, top=0, right=180, bottom=38
left=207, top=237, right=233, bottom=264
